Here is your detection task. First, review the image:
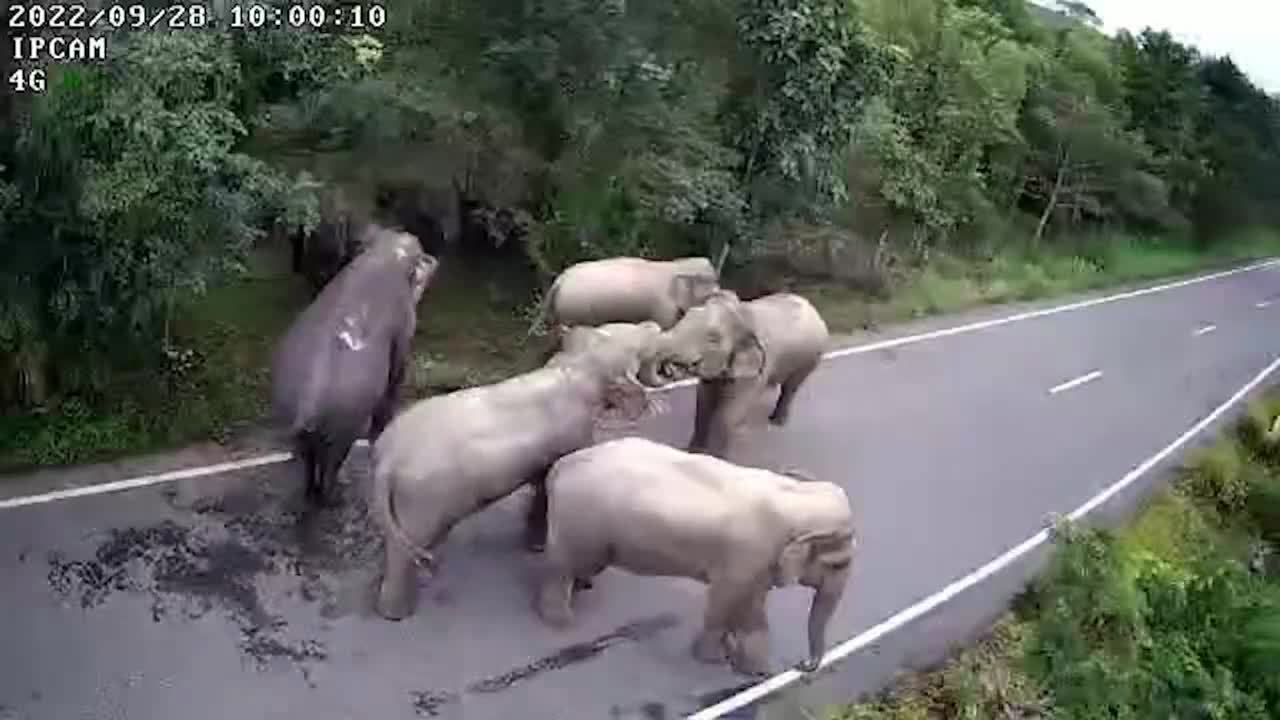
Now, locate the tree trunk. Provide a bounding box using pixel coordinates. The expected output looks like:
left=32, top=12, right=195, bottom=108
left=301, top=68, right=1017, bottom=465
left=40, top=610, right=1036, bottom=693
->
left=1033, top=160, right=1067, bottom=248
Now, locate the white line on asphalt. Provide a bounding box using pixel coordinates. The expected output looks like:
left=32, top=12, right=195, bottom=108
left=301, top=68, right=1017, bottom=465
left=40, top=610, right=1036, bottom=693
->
left=1194, top=324, right=1218, bottom=336
left=0, top=452, right=295, bottom=511
left=1048, top=370, right=1104, bottom=395
left=0, top=442, right=376, bottom=510
left=0, top=258, right=1275, bottom=511
left=685, top=354, right=1280, bottom=720
left=1257, top=300, right=1272, bottom=309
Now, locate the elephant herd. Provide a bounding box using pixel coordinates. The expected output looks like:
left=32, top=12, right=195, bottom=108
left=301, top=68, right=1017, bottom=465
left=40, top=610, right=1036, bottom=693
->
left=268, top=226, right=856, bottom=677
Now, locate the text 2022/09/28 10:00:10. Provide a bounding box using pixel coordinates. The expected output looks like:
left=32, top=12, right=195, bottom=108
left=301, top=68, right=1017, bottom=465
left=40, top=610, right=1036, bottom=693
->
left=5, top=2, right=387, bottom=31
left=4, top=2, right=387, bottom=93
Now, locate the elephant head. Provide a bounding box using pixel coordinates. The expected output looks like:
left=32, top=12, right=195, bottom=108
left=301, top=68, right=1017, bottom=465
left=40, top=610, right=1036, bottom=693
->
left=640, top=290, right=766, bottom=386
left=355, top=228, right=441, bottom=305
left=772, top=482, right=856, bottom=672
left=554, top=321, right=666, bottom=424
left=407, top=246, right=440, bottom=303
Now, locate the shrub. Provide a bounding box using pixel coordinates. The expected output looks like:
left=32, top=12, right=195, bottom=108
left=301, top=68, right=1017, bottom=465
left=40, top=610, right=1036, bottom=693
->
left=1182, top=440, right=1252, bottom=513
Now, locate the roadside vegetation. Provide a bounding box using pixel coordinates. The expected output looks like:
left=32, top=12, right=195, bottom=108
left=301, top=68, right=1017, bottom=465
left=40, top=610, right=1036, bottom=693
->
left=2, top=0, right=1279, bottom=472
left=830, top=388, right=1280, bottom=720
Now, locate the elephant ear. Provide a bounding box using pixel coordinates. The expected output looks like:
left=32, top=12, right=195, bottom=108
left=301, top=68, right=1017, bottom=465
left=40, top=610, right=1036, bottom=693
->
left=775, top=531, right=817, bottom=587
left=728, top=332, right=767, bottom=380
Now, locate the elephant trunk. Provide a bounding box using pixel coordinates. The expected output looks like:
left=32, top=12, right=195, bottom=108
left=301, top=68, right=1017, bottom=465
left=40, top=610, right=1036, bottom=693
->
left=637, top=333, right=677, bottom=387
left=805, top=568, right=848, bottom=669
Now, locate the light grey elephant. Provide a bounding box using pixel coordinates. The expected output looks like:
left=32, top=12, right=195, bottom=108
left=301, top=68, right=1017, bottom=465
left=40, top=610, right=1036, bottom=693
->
left=369, top=321, right=670, bottom=621
left=536, top=436, right=855, bottom=676
left=270, top=227, right=440, bottom=506
left=644, top=290, right=829, bottom=460
left=527, top=256, right=721, bottom=337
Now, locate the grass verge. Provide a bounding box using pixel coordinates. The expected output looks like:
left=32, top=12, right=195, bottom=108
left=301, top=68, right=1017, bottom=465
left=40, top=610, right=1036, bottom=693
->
left=0, top=229, right=1277, bottom=473
left=826, top=388, right=1280, bottom=720
left=801, top=228, right=1280, bottom=333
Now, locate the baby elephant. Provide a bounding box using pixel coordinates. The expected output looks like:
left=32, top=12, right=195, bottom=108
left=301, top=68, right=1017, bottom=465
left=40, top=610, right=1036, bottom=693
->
left=645, top=290, right=830, bottom=460
left=536, top=437, right=855, bottom=677
left=527, top=255, right=720, bottom=336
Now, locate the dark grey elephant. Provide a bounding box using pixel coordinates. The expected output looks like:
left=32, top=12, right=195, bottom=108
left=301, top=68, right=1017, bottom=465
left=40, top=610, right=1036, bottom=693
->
left=270, top=227, right=441, bottom=506
left=643, top=290, right=829, bottom=460
left=369, top=321, right=672, bottom=621
left=537, top=436, right=856, bottom=676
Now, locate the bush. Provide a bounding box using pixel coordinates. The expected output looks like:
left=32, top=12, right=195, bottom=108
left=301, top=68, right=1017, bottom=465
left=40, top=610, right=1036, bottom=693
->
left=1182, top=440, right=1253, bottom=513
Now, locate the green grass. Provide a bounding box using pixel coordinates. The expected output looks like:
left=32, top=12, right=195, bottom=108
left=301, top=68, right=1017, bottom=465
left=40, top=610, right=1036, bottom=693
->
left=801, top=229, right=1280, bottom=334
left=823, top=387, right=1280, bottom=720
left=1, top=228, right=1278, bottom=473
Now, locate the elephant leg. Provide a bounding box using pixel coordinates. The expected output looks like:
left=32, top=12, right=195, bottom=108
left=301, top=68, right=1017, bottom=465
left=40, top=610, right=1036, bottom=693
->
left=524, top=469, right=551, bottom=553
left=315, top=436, right=355, bottom=508
left=703, top=383, right=758, bottom=461
left=376, top=537, right=420, bottom=621
left=727, top=591, right=772, bottom=677
left=369, top=395, right=396, bottom=444
left=536, top=541, right=575, bottom=627
left=536, top=570, right=574, bottom=628
left=693, top=577, right=749, bottom=665
left=376, top=506, right=448, bottom=621
left=297, top=433, right=320, bottom=503
left=769, top=361, right=819, bottom=427
left=537, top=535, right=606, bottom=627
left=688, top=380, right=723, bottom=454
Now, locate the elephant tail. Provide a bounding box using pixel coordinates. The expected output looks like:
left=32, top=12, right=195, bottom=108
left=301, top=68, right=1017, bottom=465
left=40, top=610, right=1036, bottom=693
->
left=372, top=451, right=436, bottom=570
left=525, top=274, right=563, bottom=339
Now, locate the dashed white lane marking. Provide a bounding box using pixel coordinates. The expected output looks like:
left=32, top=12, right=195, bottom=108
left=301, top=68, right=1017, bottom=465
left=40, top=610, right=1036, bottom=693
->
left=687, top=354, right=1280, bottom=720
left=1257, top=300, right=1272, bottom=309
left=1048, top=370, right=1104, bottom=395
left=1194, top=324, right=1218, bottom=336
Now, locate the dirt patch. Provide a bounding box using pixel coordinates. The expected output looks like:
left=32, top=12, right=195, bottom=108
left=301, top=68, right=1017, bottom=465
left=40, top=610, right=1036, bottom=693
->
left=43, top=469, right=384, bottom=682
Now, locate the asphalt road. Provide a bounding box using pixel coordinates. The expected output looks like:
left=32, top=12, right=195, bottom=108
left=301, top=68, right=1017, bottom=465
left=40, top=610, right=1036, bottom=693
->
left=2, top=261, right=1279, bottom=720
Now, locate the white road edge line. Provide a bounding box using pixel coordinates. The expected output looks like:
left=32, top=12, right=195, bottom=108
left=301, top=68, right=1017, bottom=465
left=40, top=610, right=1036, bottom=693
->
left=685, top=354, right=1280, bottom=720
left=1048, top=370, right=1103, bottom=395
left=0, top=257, right=1274, bottom=512
left=0, top=452, right=296, bottom=511
left=1194, top=324, right=1218, bottom=336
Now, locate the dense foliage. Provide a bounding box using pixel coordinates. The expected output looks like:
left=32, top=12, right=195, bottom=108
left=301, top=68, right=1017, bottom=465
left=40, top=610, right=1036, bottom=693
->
left=2, top=0, right=1278, bottom=418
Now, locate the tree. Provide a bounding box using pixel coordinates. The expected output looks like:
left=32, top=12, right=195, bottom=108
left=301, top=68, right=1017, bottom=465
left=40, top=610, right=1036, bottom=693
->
left=848, top=0, right=1037, bottom=246
left=0, top=32, right=310, bottom=405
left=1114, top=29, right=1207, bottom=220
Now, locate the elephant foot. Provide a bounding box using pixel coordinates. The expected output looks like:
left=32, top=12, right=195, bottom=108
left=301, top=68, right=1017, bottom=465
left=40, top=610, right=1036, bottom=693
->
left=573, top=577, right=594, bottom=591
left=795, top=656, right=821, bottom=673
left=536, top=575, right=575, bottom=628
left=536, top=596, right=574, bottom=629
left=767, top=410, right=788, bottom=426
left=524, top=529, right=547, bottom=553
left=374, top=583, right=417, bottom=622
left=538, top=606, right=573, bottom=629
left=317, top=489, right=344, bottom=509
left=725, top=631, right=772, bottom=677
left=691, top=632, right=729, bottom=665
